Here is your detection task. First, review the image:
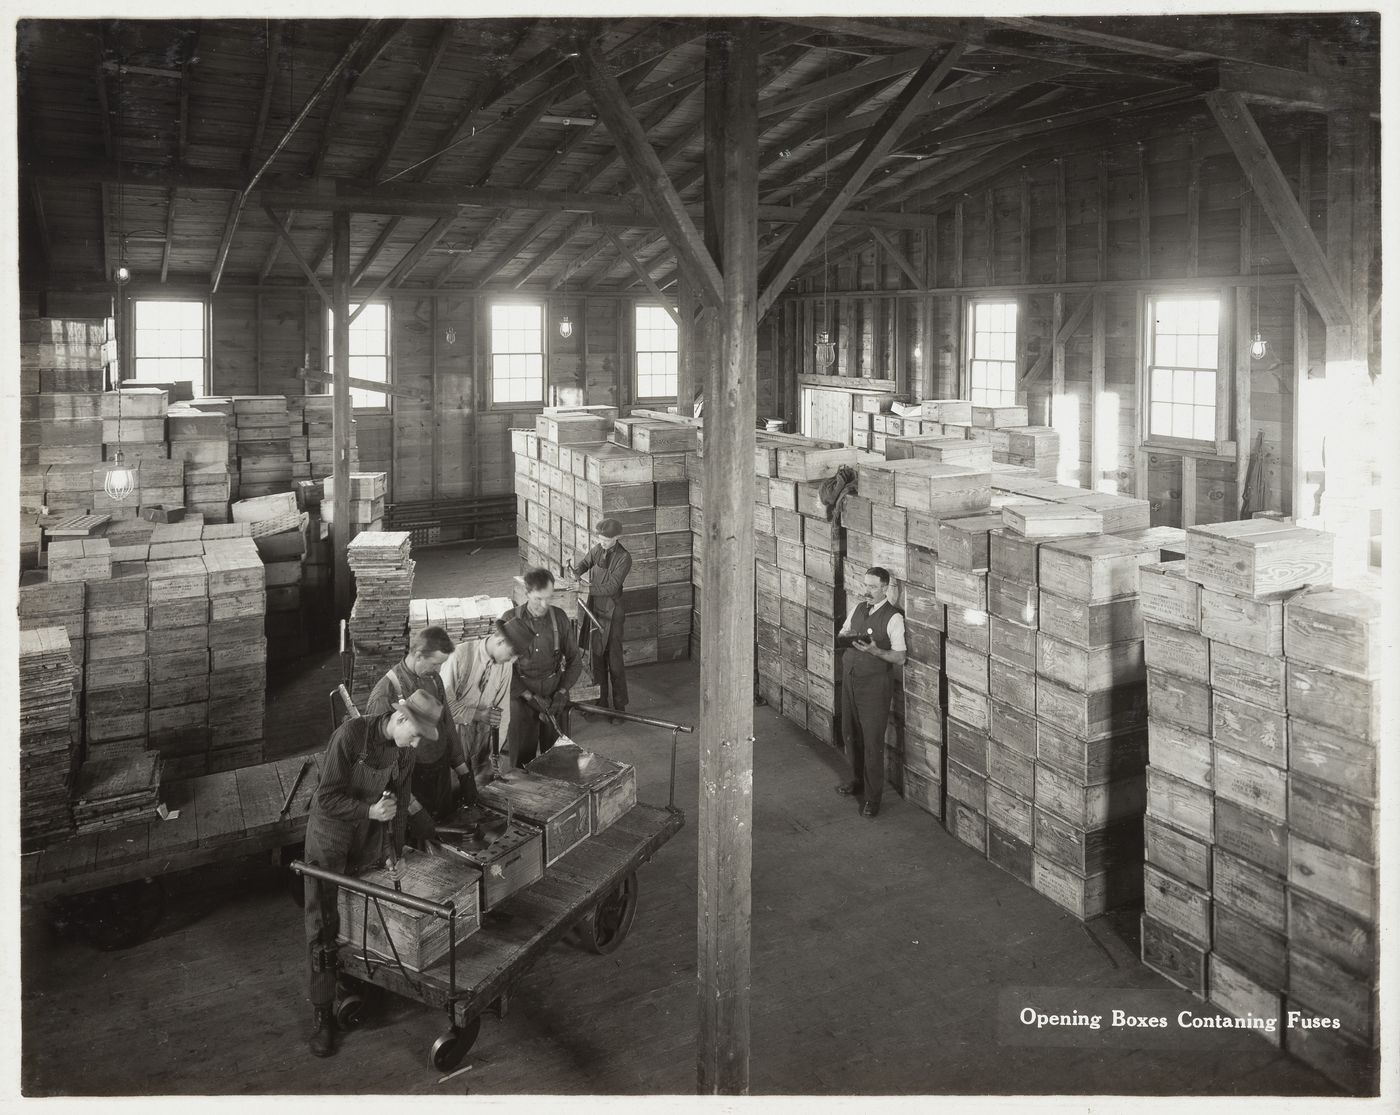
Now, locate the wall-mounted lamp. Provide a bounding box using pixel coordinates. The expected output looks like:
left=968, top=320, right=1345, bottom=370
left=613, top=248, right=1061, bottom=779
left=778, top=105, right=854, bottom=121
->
left=444, top=326, right=457, bottom=345
left=558, top=314, right=574, bottom=339
left=114, top=264, right=131, bottom=284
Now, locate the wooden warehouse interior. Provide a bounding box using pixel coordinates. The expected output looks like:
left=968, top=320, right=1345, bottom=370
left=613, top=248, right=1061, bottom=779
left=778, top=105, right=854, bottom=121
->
left=11, top=12, right=1392, bottom=1101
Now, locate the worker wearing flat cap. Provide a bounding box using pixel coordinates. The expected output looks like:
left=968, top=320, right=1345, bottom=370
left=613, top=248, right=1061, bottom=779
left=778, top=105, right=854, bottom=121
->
left=365, top=625, right=476, bottom=825
left=302, top=688, right=443, bottom=1058
left=500, top=567, right=584, bottom=766
left=570, top=517, right=633, bottom=724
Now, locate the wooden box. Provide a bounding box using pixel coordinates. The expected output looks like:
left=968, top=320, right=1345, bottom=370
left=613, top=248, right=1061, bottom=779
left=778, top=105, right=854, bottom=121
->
left=989, top=700, right=1037, bottom=758
left=1210, top=642, right=1286, bottom=710
left=987, top=744, right=1034, bottom=803
left=1145, top=668, right=1211, bottom=735
left=1283, top=584, right=1381, bottom=679
left=989, top=616, right=1036, bottom=670
left=1289, top=836, right=1377, bottom=920
left=1288, top=774, right=1376, bottom=863
left=937, top=512, right=1005, bottom=571
left=441, top=816, right=545, bottom=911
left=1038, top=592, right=1141, bottom=649
left=1145, top=815, right=1211, bottom=891
left=1038, top=536, right=1156, bottom=603
left=1143, top=621, right=1210, bottom=683
left=1034, top=809, right=1142, bottom=876
left=1036, top=633, right=1144, bottom=692
left=1034, top=763, right=1144, bottom=828
left=1287, top=662, right=1379, bottom=743
left=1288, top=716, right=1375, bottom=799
left=935, top=566, right=987, bottom=611
left=526, top=745, right=637, bottom=834
left=1147, top=718, right=1212, bottom=789
left=1198, top=587, right=1284, bottom=654
left=988, top=576, right=1038, bottom=627
left=1288, top=947, right=1378, bottom=1045
left=1213, top=900, right=1287, bottom=993
left=1144, top=863, right=1211, bottom=947
left=337, top=850, right=481, bottom=970
left=1213, top=745, right=1287, bottom=822
left=477, top=772, right=591, bottom=866
left=1287, top=887, right=1376, bottom=983
left=1213, top=846, right=1285, bottom=935
left=900, top=765, right=942, bottom=820
left=1213, top=796, right=1286, bottom=877
left=1212, top=692, right=1286, bottom=768
left=1060, top=491, right=1152, bottom=534
left=1141, top=913, right=1208, bottom=997
left=945, top=605, right=990, bottom=654
left=972, top=404, right=1028, bottom=428
left=1208, top=954, right=1282, bottom=1046
left=987, top=824, right=1033, bottom=884
left=1037, top=722, right=1147, bottom=785
left=988, top=657, right=1035, bottom=714
left=945, top=716, right=988, bottom=776
left=946, top=681, right=988, bottom=732
left=1185, top=520, right=1334, bottom=599
left=1137, top=561, right=1200, bottom=630
left=948, top=797, right=987, bottom=854
left=1146, top=766, right=1213, bottom=841
left=943, top=642, right=988, bottom=695
left=1037, top=675, right=1147, bottom=740
left=1033, top=854, right=1141, bottom=920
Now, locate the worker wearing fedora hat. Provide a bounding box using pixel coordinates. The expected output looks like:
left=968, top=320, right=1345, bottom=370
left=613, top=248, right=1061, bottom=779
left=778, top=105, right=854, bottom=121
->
left=570, top=517, right=632, bottom=724
left=301, top=687, right=443, bottom=1058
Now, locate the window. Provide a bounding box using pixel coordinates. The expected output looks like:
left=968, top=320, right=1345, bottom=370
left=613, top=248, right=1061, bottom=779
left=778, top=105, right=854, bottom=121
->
left=634, top=304, right=679, bottom=400
left=131, top=299, right=205, bottom=392
left=490, top=303, right=545, bottom=405
left=327, top=302, right=391, bottom=410
left=967, top=300, right=1018, bottom=406
left=1147, top=296, right=1221, bottom=443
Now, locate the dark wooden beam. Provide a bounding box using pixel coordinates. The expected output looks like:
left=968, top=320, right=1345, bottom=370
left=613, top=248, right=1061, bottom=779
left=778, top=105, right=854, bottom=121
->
left=758, top=46, right=929, bottom=117
left=573, top=40, right=723, bottom=307
left=511, top=215, right=590, bottom=288
left=1214, top=59, right=1377, bottom=118
left=349, top=215, right=456, bottom=313
left=368, top=20, right=454, bottom=182
left=869, top=227, right=923, bottom=289
left=548, top=230, right=612, bottom=291
left=757, top=47, right=964, bottom=316
left=298, top=368, right=426, bottom=400
left=246, top=24, right=284, bottom=173
left=697, top=23, right=756, bottom=1097
left=351, top=221, right=400, bottom=287
left=1020, top=292, right=1091, bottom=385
left=603, top=229, right=679, bottom=322
left=331, top=208, right=352, bottom=620
left=989, top=16, right=1214, bottom=62
left=471, top=213, right=558, bottom=287
left=1204, top=91, right=1350, bottom=328
left=262, top=206, right=331, bottom=303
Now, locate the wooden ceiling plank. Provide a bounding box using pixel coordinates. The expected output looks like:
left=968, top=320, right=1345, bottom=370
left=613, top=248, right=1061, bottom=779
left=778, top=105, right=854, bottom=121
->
left=369, top=20, right=456, bottom=183
left=471, top=212, right=559, bottom=286
left=756, top=46, right=963, bottom=317
left=572, top=39, right=723, bottom=306
left=758, top=45, right=930, bottom=117
left=603, top=228, right=679, bottom=321
left=548, top=229, right=612, bottom=290
left=988, top=17, right=1212, bottom=62
left=246, top=24, right=285, bottom=174
left=511, top=214, right=590, bottom=288
left=1203, top=90, right=1351, bottom=329
left=868, top=228, right=923, bottom=288
left=350, top=215, right=456, bottom=311
left=262, top=205, right=331, bottom=303
left=352, top=220, right=401, bottom=287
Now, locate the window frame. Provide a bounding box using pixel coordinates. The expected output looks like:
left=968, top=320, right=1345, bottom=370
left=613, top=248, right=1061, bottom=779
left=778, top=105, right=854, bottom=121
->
left=632, top=301, right=681, bottom=404
left=127, top=296, right=209, bottom=395
left=1139, top=289, right=1232, bottom=454
left=488, top=299, right=548, bottom=409
left=962, top=297, right=1021, bottom=407
left=326, top=301, right=393, bottom=414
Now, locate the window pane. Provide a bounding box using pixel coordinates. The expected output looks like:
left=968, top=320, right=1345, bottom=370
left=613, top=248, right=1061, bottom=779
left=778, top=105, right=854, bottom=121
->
left=132, top=300, right=205, bottom=392
left=1172, top=403, right=1194, bottom=439
left=1150, top=402, right=1170, bottom=436
left=1195, top=370, right=1216, bottom=406
left=1194, top=407, right=1215, bottom=443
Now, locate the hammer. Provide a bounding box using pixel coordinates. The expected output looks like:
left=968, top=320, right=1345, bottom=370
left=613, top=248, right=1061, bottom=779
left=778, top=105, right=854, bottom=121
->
left=381, top=790, right=402, bottom=892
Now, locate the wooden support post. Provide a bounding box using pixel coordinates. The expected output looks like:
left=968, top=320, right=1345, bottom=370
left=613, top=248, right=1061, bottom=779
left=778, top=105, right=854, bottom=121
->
left=1054, top=159, right=1067, bottom=284
left=985, top=189, right=996, bottom=286
left=697, top=25, right=756, bottom=1097
left=1090, top=291, right=1106, bottom=490
left=676, top=279, right=697, bottom=412
left=1181, top=453, right=1198, bottom=527
left=1138, top=145, right=1151, bottom=279
left=331, top=210, right=352, bottom=621
left=1186, top=136, right=1200, bottom=278
left=1234, top=285, right=1252, bottom=515
left=1097, top=161, right=1109, bottom=282
left=1019, top=172, right=1032, bottom=284
left=1292, top=285, right=1313, bottom=519
left=953, top=201, right=965, bottom=287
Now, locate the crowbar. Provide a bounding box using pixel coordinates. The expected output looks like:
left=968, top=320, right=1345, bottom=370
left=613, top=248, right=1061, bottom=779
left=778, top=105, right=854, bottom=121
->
left=279, top=758, right=313, bottom=819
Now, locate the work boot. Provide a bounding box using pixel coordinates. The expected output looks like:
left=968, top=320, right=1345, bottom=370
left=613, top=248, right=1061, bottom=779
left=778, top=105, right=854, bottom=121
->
left=609, top=705, right=625, bottom=726
left=835, top=781, right=863, bottom=796
left=309, top=1006, right=336, bottom=1058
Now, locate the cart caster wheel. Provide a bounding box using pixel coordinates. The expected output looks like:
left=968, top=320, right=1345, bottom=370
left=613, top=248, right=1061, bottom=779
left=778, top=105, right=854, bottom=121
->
left=575, top=872, right=638, bottom=956
left=429, top=1016, right=480, bottom=1072
left=57, top=878, right=166, bottom=950
left=336, top=994, right=366, bottom=1031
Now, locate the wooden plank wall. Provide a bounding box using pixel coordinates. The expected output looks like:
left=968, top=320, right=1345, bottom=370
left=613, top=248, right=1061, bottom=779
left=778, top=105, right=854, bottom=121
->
left=770, top=115, right=1347, bottom=526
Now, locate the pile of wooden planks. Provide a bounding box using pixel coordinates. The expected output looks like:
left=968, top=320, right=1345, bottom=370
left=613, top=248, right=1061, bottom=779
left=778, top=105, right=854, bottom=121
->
left=231, top=396, right=293, bottom=499
left=19, top=627, right=80, bottom=848
left=347, top=530, right=416, bottom=705
left=201, top=534, right=268, bottom=773
left=512, top=407, right=692, bottom=668
left=71, top=752, right=163, bottom=834
left=1140, top=520, right=1374, bottom=1091
left=85, top=560, right=151, bottom=758
left=410, top=596, right=515, bottom=644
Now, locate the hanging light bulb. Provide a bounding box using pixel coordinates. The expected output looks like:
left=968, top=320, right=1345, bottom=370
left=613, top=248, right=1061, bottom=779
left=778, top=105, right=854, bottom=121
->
left=103, top=450, right=135, bottom=500
left=816, top=329, right=831, bottom=345
left=1250, top=331, right=1268, bottom=360
left=115, top=264, right=131, bottom=284
left=558, top=314, right=573, bottom=339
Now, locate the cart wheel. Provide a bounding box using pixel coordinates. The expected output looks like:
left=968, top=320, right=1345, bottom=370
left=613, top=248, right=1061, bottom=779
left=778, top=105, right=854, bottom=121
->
left=282, top=844, right=307, bottom=907
left=429, top=1016, right=481, bottom=1072
left=575, top=872, right=638, bottom=955
left=336, top=994, right=366, bottom=1031
left=57, top=878, right=166, bottom=951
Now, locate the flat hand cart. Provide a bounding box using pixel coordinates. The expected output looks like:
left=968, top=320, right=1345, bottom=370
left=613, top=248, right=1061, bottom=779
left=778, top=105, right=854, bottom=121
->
left=291, top=706, right=691, bottom=1072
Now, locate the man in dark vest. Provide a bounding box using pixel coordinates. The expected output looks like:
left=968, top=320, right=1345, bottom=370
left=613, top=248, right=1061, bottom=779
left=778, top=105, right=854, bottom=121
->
left=835, top=566, right=906, bottom=818
left=569, top=517, right=632, bottom=724
left=302, top=688, right=442, bottom=1057
left=364, top=625, right=476, bottom=826
left=500, top=568, right=584, bottom=765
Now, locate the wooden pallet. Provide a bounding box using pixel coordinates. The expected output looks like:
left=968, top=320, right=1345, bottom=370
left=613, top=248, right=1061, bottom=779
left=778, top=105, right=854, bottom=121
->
left=22, top=751, right=324, bottom=902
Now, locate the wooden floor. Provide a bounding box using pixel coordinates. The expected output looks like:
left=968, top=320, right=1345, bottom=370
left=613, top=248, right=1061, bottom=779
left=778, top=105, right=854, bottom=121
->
left=20, top=542, right=1342, bottom=1096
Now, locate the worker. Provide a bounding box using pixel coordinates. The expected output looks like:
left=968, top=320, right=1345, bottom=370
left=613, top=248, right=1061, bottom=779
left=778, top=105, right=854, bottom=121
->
left=569, top=517, right=632, bottom=724
left=834, top=566, right=906, bottom=819
left=302, top=688, right=444, bottom=1058
left=365, top=625, right=476, bottom=823
left=499, top=568, right=583, bottom=765
left=439, top=620, right=527, bottom=785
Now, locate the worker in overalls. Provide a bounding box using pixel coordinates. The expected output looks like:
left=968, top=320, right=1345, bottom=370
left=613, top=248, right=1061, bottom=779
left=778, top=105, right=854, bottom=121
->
left=440, top=621, right=526, bottom=785
left=303, top=688, right=443, bottom=1058
left=500, top=567, right=583, bottom=766
left=835, top=566, right=906, bottom=819
left=569, top=517, right=632, bottom=724
left=365, top=625, right=476, bottom=823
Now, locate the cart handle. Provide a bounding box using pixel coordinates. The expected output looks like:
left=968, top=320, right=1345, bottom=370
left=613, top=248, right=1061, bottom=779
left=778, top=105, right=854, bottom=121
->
left=291, top=859, right=456, bottom=920
left=569, top=704, right=694, bottom=733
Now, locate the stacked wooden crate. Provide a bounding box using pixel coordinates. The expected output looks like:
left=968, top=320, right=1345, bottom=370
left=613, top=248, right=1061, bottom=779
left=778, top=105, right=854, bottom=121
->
left=167, top=402, right=233, bottom=519
left=982, top=503, right=1104, bottom=884
left=1281, top=580, right=1381, bottom=1092
left=231, top=396, right=293, bottom=498
left=72, top=752, right=163, bottom=835
left=347, top=531, right=416, bottom=705
left=409, top=596, right=516, bottom=644
left=101, top=386, right=169, bottom=465
left=234, top=492, right=310, bottom=663
left=146, top=551, right=213, bottom=771
left=84, top=560, right=151, bottom=758
left=203, top=533, right=268, bottom=773
left=322, top=471, right=387, bottom=539
left=512, top=410, right=693, bottom=668
left=846, top=390, right=898, bottom=450
left=19, top=627, right=80, bottom=849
